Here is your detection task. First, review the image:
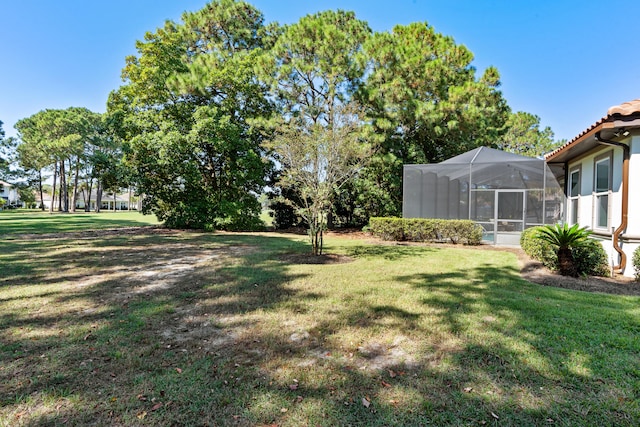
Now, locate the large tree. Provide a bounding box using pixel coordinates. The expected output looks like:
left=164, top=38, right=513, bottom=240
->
left=497, top=111, right=561, bottom=157
left=15, top=108, right=103, bottom=212
left=0, top=121, right=12, bottom=179
left=356, top=22, right=510, bottom=217
left=264, top=10, right=371, bottom=253
left=110, top=0, right=274, bottom=230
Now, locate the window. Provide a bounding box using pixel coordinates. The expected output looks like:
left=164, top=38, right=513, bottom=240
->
left=568, top=167, right=580, bottom=224
left=593, top=153, right=612, bottom=229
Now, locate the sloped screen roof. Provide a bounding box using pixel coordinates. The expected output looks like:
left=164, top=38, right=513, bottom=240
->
left=403, top=147, right=564, bottom=236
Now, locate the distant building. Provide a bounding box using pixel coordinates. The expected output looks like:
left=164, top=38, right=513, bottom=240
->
left=0, top=180, right=20, bottom=206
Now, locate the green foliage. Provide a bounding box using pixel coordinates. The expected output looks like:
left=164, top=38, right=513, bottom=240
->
left=521, top=226, right=609, bottom=277
left=536, top=223, right=593, bottom=250
left=264, top=10, right=372, bottom=254
left=370, top=217, right=483, bottom=245
left=355, top=22, right=510, bottom=218
left=112, top=0, right=273, bottom=230
left=633, top=247, right=640, bottom=281
left=351, top=153, right=403, bottom=219
left=441, top=219, right=484, bottom=245
left=15, top=184, right=36, bottom=206
left=0, top=120, right=12, bottom=179
left=497, top=111, right=561, bottom=157
left=520, top=227, right=557, bottom=269
left=573, top=239, right=610, bottom=277
left=369, top=217, right=405, bottom=241
left=15, top=107, right=107, bottom=213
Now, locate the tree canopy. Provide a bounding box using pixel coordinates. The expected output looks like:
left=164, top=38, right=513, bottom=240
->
left=15, top=107, right=106, bottom=212
left=8, top=0, right=566, bottom=241
left=263, top=10, right=372, bottom=252
left=109, top=0, right=274, bottom=230
left=497, top=111, right=560, bottom=157
left=350, top=22, right=510, bottom=219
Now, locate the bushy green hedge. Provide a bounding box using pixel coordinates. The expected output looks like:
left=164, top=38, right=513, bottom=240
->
left=520, top=227, right=557, bottom=269
left=520, top=226, right=609, bottom=276
left=633, top=247, right=640, bottom=281
left=369, top=217, right=483, bottom=245
left=368, top=217, right=406, bottom=241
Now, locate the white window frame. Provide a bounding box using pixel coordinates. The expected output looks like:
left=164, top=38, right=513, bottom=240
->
left=593, top=152, right=612, bottom=230
left=568, top=166, right=581, bottom=225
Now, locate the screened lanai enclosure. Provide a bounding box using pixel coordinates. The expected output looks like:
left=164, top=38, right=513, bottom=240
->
left=403, top=147, right=565, bottom=245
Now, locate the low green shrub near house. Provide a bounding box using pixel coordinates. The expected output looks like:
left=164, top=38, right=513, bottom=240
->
left=633, top=247, right=640, bottom=281
left=520, top=227, right=557, bottom=269
left=368, top=217, right=406, bottom=241
left=369, top=217, right=483, bottom=245
left=520, top=226, right=609, bottom=276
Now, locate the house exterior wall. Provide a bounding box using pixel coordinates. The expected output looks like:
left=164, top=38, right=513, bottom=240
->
left=0, top=181, right=19, bottom=205
left=567, top=136, right=639, bottom=277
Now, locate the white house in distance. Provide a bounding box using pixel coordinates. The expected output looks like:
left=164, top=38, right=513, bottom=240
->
left=75, top=190, right=135, bottom=211
left=35, top=189, right=138, bottom=211
left=545, top=99, right=640, bottom=278
left=0, top=180, right=19, bottom=206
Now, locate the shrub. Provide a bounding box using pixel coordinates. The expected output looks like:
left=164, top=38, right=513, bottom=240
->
left=441, top=220, right=484, bottom=245
left=521, top=225, right=609, bottom=277
left=572, top=239, right=609, bottom=277
left=369, top=217, right=482, bottom=245
left=633, top=247, right=640, bottom=281
left=369, top=217, right=405, bottom=241
left=403, top=218, right=439, bottom=242
left=270, top=200, right=299, bottom=229
left=520, top=227, right=556, bottom=269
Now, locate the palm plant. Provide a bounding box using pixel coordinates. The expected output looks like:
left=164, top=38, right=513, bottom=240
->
left=536, top=223, right=593, bottom=276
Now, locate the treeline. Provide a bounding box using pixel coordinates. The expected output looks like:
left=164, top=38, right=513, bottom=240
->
left=3, top=0, right=561, bottom=231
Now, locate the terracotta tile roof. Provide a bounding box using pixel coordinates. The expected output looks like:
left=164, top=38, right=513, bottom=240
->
left=545, top=99, right=640, bottom=161
left=607, top=99, right=640, bottom=115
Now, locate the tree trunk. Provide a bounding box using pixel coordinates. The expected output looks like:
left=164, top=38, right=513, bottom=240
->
left=86, top=178, right=93, bottom=212
left=113, top=192, right=117, bottom=211
left=70, top=159, right=80, bottom=213
left=38, top=170, right=45, bottom=211
left=50, top=161, right=57, bottom=213
left=128, top=186, right=132, bottom=211
left=58, top=160, right=66, bottom=212
left=81, top=188, right=87, bottom=211
left=557, top=247, right=578, bottom=277
left=95, top=182, right=102, bottom=213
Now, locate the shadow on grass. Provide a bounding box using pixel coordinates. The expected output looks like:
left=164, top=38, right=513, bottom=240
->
left=0, top=211, right=158, bottom=236
left=397, top=264, right=640, bottom=425
left=346, top=243, right=437, bottom=260
left=1, top=233, right=638, bottom=426
left=0, top=231, right=317, bottom=423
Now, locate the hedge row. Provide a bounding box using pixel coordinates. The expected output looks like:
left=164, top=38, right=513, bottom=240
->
left=520, top=226, right=610, bottom=277
left=368, top=217, right=483, bottom=245
left=633, top=247, right=640, bottom=281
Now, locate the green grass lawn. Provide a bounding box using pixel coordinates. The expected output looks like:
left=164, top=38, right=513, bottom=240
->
left=0, top=210, right=160, bottom=235
left=0, top=216, right=638, bottom=425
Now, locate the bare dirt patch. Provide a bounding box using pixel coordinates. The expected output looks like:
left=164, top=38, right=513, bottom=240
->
left=11, top=225, right=168, bottom=240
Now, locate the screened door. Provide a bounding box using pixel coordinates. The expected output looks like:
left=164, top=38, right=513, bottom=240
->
left=495, top=191, right=525, bottom=245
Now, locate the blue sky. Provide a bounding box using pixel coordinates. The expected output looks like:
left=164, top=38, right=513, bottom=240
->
left=1, top=0, right=638, bottom=142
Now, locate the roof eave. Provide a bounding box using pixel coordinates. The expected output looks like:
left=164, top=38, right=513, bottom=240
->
left=545, top=122, right=613, bottom=163
left=545, top=116, right=640, bottom=164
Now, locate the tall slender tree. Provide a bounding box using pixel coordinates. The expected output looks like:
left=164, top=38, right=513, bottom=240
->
left=263, top=10, right=371, bottom=253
